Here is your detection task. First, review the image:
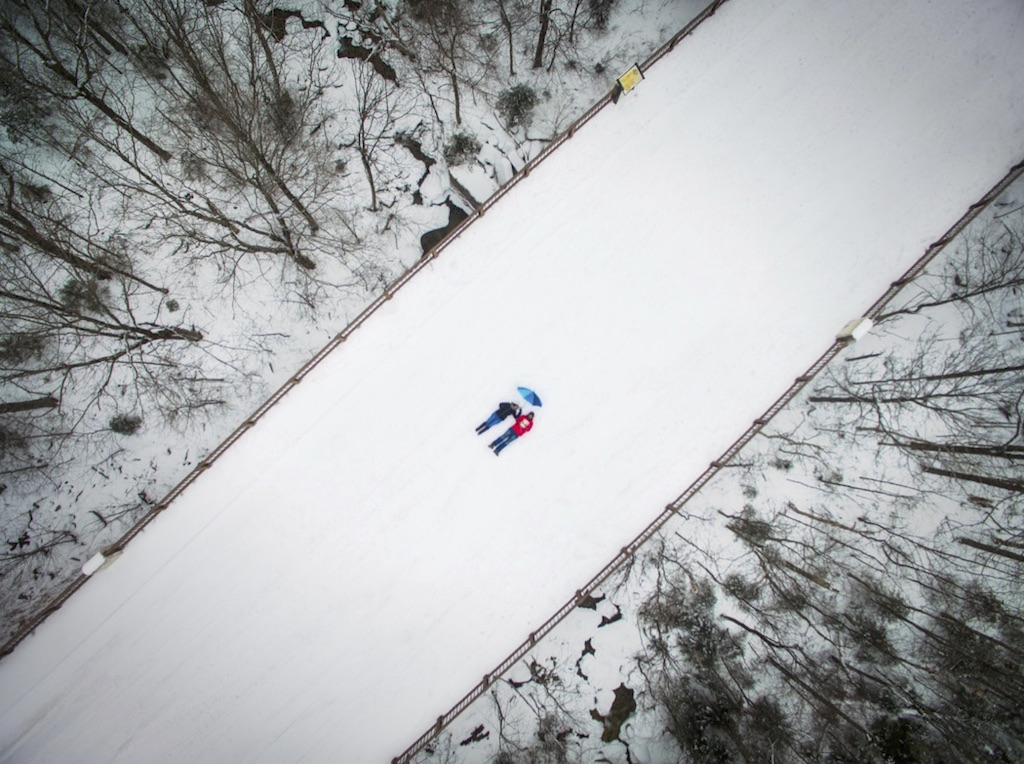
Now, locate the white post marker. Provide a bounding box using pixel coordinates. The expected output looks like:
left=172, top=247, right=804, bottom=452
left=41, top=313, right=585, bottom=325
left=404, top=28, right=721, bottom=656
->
left=82, top=550, right=123, bottom=576
left=836, top=317, right=874, bottom=342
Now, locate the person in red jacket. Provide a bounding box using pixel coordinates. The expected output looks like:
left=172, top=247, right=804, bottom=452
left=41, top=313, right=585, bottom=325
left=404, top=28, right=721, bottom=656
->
left=489, top=411, right=534, bottom=455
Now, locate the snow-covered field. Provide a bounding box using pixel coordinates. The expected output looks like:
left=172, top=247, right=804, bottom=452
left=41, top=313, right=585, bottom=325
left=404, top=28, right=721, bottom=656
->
left=2, top=0, right=1022, bottom=761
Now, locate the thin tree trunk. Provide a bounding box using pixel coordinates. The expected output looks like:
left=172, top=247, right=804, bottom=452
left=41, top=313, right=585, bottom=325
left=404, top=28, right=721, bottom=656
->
left=3, top=16, right=173, bottom=161
left=853, top=362, right=1024, bottom=385
left=360, top=152, right=377, bottom=211
left=497, top=0, right=515, bottom=76
left=0, top=396, right=58, bottom=414
left=0, top=288, right=201, bottom=343
left=958, top=537, right=1024, bottom=563
left=533, top=0, right=552, bottom=69
left=156, top=10, right=320, bottom=233
left=766, top=655, right=868, bottom=734
left=922, top=465, right=1024, bottom=493
left=890, top=440, right=1024, bottom=460
left=449, top=70, right=462, bottom=125
left=244, top=0, right=283, bottom=97
left=877, top=278, right=1024, bottom=322
left=0, top=207, right=168, bottom=294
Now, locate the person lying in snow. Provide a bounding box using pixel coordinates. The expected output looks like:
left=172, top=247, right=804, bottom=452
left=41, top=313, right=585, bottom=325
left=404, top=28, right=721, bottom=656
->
left=475, top=401, right=521, bottom=435
left=489, top=412, right=534, bottom=455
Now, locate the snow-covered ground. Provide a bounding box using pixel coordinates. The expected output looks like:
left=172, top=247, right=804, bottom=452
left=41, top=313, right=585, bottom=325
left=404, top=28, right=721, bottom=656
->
left=2, top=0, right=1022, bottom=761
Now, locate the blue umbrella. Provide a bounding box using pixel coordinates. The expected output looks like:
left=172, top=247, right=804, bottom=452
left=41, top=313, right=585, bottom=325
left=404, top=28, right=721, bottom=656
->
left=518, top=386, right=542, bottom=407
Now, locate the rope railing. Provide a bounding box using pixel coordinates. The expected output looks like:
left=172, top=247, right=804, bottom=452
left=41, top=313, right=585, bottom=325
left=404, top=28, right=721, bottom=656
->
left=389, top=156, right=1024, bottom=763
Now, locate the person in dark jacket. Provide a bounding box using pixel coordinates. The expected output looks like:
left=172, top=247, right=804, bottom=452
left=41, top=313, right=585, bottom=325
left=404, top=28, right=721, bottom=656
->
left=476, top=401, right=521, bottom=435
left=489, top=412, right=534, bottom=455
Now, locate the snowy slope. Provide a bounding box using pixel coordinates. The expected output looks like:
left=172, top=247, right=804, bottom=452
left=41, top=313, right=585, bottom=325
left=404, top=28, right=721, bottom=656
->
left=2, top=0, right=1022, bottom=761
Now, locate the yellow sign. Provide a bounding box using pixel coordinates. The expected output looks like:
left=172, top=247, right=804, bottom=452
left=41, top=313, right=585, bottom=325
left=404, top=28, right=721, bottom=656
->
left=617, top=64, right=644, bottom=95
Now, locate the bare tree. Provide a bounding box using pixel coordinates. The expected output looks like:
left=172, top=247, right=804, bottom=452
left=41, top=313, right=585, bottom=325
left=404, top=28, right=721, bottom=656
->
left=341, top=60, right=413, bottom=212
left=532, top=0, right=597, bottom=72
left=1, top=0, right=352, bottom=286
left=0, top=166, right=209, bottom=446
left=489, top=0, right=532, bottom=77
left=806, top=210, right=1024, bottom=508
left=121, top=0, right=346, bottom=272
left=403, top=0, right=483, bottom=125
left=0, top=0, right=172, bottom=161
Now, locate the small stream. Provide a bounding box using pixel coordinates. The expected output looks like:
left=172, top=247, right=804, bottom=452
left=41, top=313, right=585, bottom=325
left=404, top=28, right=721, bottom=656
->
left=420, top=200, right=469, bottom=255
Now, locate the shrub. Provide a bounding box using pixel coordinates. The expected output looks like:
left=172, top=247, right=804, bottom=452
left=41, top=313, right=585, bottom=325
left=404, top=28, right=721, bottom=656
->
left=134, top=44, right=170, bottom=81
left=21, top=181, right=52, bottom=204
left=404, top=0, right=435, bottom=22
left=493, top=713, right=574, bottom=763
left=443, top=130, right=481, bottom=166
left=165, top=298, right=180, bottom=313
left=589, top=0, right=615, bottom=30
left=1, top=425, right=29, bottom=457
left=660, top=678, right=736, bottom=763
left=180, top=152, right=207, bottom=182
left=268, top=89, right=299, bottom=141
left=109, top=414, right=143, bottom=435
left=59, top=278, right=106, bottom=313
left=742, top=697, right=793, bottom=762
left=497, top=84, right=538, bottom=130
left=0, top=332, right=45, bottom=364
left=869, top=715, right=938, bottom=764
left=722, top=572, right=761, bottom=604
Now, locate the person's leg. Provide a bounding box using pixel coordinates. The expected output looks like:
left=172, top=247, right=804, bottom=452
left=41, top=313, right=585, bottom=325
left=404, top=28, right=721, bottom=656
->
left=477, top=412, right=502, bottom=434
left=477, top=413, right=501, bottom=432
left=490, top=429, right=512, bottom=451
left=493, top=432, right=518, bottom=454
